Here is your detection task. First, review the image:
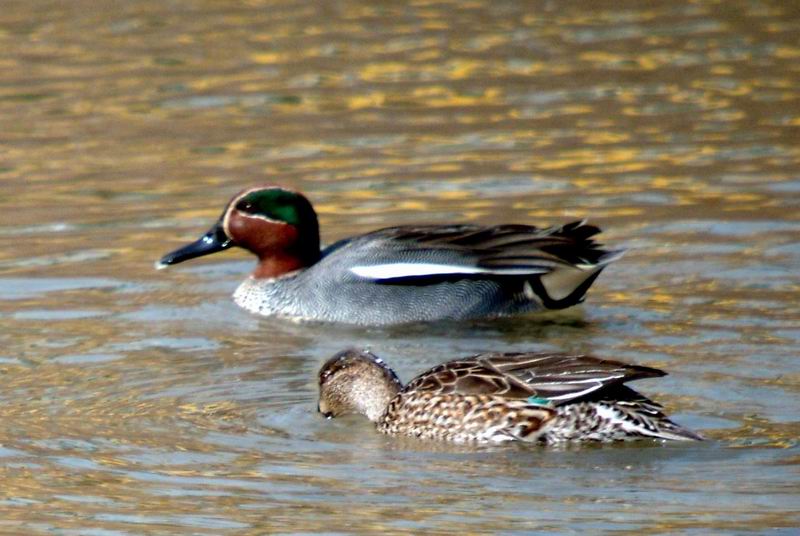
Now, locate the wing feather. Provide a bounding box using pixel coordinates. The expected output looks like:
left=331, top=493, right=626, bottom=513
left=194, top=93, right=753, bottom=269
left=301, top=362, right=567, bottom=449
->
left=343, top=222, right=621, bottom=282
left=403, top=352, right=666, bottom=405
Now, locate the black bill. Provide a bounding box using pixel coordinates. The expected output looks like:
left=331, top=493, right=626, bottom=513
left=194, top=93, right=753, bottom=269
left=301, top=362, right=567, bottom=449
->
left=155, top=220, right=233, bottom=269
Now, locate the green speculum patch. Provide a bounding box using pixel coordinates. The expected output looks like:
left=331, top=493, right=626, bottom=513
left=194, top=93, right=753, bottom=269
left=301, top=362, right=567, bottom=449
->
left=526, top=396, right=553, bottom=406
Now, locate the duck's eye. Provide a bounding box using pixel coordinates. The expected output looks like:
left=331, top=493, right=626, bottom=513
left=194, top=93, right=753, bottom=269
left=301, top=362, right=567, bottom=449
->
left=236, top=201, right=254, bottom=212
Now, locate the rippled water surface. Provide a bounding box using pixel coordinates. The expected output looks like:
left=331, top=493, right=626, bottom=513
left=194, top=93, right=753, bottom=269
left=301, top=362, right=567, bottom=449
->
left=2, top=0, right=799, bottom=533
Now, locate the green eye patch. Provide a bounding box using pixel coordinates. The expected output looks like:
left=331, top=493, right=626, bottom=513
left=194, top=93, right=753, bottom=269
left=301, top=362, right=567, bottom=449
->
left=236, top=189, right=303, bottom=226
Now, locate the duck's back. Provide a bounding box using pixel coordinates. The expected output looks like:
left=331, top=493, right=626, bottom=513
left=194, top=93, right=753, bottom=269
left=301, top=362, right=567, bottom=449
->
left=376, top=353, right=702, bottom=443
left=234, top=222, right=621, bottom=325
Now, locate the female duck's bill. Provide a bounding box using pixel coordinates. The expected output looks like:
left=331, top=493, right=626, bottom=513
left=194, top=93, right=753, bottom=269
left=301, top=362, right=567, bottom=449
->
left=318, top=349, right=703, bottom=444
left=155, top=186, right=624, bottom=325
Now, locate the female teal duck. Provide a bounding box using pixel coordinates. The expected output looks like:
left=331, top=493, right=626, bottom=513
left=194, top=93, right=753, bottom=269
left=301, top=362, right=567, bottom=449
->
left=317, top=349, right=702, bottom=444
left=157, top=186, right=623, bottom=325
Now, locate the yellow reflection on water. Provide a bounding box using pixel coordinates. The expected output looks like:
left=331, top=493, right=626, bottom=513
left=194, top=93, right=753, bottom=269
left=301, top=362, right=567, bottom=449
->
left=2, top=0, right=800, bottom=532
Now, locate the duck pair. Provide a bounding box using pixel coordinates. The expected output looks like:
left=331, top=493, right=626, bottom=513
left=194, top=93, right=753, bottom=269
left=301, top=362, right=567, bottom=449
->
left=158, top=186, right=701, bottom=444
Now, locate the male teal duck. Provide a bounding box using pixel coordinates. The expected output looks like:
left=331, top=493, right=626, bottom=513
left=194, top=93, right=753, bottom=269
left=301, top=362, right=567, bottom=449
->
left=157, top=186, right=623, bottom=325
left=317, top=349, right=702, bottom=443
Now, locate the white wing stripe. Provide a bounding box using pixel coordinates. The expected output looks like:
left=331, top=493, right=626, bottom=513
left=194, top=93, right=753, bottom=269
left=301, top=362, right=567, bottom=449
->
left=545, top=384, right=604, bottom=400
left=533, top=375, right=622, bottom=384
left=350, top=263, right=547, bottom=280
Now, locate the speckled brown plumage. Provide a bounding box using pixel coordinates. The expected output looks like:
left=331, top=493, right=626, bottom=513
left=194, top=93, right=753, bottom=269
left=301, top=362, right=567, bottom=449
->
left=317, top=349, right=702, bottom=444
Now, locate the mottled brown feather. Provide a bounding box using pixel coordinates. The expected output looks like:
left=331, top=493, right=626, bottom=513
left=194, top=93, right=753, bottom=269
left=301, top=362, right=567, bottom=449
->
left=402, top=352, right=665, bottom=405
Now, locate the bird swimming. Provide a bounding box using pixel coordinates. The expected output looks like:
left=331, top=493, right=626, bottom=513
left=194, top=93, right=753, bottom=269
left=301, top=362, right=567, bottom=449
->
left=157, top=186, right=623, bottom=325
left=317, top=349, right=702, bottom=444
